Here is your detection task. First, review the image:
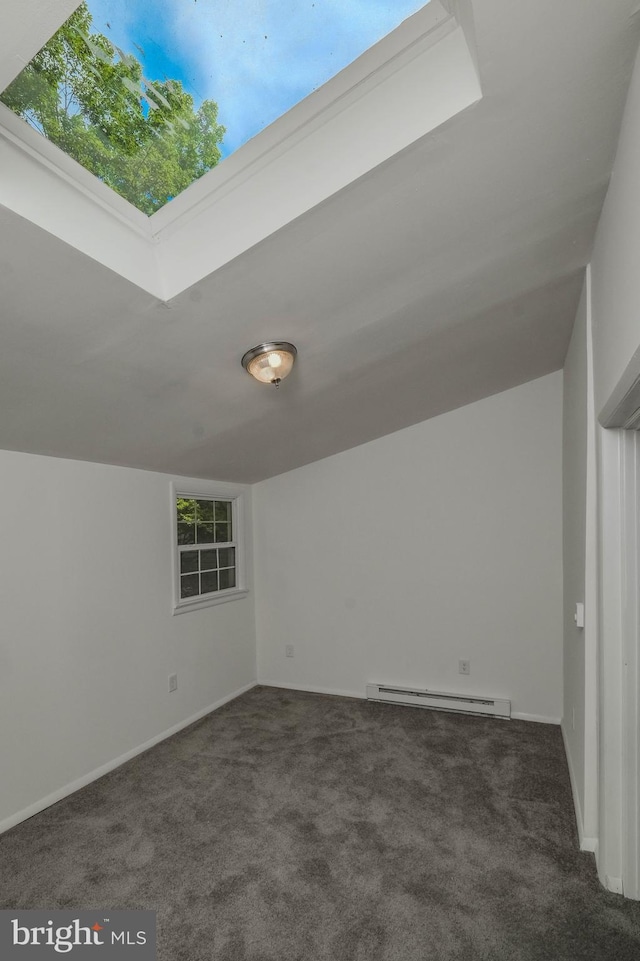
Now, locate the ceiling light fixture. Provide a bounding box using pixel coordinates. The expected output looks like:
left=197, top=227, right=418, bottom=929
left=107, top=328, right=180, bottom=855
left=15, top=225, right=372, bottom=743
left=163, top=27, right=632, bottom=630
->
left=241, top=342, right=297, bottom=388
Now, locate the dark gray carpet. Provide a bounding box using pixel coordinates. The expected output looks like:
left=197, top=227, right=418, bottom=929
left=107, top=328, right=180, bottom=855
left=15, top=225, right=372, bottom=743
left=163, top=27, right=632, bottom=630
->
left=1, top=686, right=639, bottom=960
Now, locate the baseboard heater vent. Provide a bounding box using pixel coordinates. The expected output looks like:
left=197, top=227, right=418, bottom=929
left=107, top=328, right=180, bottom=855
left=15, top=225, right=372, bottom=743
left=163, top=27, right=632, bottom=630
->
left=366, top=683, right=511, bottom=719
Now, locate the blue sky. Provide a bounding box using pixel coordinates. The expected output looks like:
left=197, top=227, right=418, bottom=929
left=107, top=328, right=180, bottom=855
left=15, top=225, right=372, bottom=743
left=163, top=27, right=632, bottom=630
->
left=86, top=0, right=427, bottom=158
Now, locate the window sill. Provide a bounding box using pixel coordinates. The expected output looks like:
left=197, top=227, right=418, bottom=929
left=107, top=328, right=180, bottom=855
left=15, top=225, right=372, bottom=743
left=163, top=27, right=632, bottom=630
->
left=173, top=588, right=249, bottom=615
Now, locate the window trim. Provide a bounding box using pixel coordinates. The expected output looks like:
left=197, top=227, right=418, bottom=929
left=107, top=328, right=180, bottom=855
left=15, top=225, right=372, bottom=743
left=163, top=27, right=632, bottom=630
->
left=171, top=482, right=248, bottom=615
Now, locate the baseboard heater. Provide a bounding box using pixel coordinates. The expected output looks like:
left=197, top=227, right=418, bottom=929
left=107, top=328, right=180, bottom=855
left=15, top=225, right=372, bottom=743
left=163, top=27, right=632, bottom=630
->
left=366, top=683, right=511, bottom=719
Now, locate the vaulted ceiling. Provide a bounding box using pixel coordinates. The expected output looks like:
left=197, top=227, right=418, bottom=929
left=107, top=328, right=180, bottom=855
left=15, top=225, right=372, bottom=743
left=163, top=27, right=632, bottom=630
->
left=1, top=0, right=639, bottom=482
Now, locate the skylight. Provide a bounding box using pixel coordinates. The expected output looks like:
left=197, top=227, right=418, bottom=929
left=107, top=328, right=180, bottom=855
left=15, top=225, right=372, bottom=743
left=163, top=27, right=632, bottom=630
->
left=0, top=0, right=426, bottom=216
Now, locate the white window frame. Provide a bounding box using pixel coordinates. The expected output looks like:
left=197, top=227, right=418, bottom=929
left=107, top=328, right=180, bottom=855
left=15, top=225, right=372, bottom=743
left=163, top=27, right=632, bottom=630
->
left=171, top=482, right=248, bottom=614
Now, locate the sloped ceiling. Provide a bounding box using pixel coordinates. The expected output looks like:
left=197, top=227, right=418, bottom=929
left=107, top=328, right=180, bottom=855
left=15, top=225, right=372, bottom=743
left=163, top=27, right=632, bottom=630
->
left=0, top=0, right=639, bottom=483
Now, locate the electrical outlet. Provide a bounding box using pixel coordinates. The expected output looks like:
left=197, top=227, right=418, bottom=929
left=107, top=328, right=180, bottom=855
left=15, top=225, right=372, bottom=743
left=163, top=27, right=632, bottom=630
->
left=168, top=673, right=178, bottom=693
left=458, top=659, right=470, bottom=676
left=285, top=644, right=294, bottom=658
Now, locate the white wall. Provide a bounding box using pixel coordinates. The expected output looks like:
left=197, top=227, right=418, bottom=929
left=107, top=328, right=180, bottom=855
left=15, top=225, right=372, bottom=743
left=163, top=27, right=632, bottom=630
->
left=591, top=40, right=640, bottom=412
left=562, top=279, right=601, bottom=852
left=0, top=449, right=256, bottom=831
left=254, top=372, right=563, bottom=722
left=562, top=283, right=587, bottom=816
left=574, top=41, right=640, bottom=895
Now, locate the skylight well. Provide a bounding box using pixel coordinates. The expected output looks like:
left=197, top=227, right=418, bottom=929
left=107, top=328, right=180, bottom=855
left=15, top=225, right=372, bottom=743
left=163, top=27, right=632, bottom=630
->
left=0, top=0, right=426, bottom=216
left=0, top=0, right=479, bottom=298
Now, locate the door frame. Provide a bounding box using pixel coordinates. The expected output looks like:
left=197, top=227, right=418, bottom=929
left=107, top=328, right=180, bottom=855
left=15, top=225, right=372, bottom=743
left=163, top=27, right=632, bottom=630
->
left=620, top=429, right=640, bottom=899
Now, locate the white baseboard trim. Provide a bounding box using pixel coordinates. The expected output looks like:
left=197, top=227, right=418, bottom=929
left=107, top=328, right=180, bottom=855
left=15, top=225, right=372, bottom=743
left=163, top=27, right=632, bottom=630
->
left=258, top=680, right=366, bottom=700
left=512, top=712, right=561, bottom=724
left=580, top=837, right=599, bottom=853
left=580, top=836, right=598, bottom=853
left=561, top=722, right=598, bottom=853
left=604, top=875, right=624, bottom=895
left=0, top=680, right=258, bottom=837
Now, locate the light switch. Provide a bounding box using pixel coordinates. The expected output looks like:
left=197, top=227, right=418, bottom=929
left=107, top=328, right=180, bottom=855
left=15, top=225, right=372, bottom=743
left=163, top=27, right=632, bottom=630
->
left=574, top=602, right=585, bottom=630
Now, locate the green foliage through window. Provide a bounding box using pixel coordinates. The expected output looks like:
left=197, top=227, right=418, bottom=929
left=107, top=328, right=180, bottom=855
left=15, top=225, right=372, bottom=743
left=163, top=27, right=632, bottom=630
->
left=0, top=2, right=225, bottom=214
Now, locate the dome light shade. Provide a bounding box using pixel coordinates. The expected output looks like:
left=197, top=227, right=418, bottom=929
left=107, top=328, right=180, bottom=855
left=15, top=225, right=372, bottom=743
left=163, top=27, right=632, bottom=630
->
left=241, top=342, right=297, bottom=387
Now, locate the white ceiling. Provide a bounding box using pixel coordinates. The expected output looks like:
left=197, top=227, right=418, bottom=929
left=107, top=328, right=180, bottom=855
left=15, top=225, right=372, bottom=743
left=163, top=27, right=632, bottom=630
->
left=1, top=0, right=639, bottom=483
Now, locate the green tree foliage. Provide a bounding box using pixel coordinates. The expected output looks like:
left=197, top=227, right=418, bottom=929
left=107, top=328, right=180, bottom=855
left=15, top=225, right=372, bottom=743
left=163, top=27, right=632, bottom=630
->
left=0, top=2, right=225, bottom=214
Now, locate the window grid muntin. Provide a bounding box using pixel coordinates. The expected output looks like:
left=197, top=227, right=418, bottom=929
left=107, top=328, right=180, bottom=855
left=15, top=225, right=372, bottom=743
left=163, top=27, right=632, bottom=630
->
left=177, top=496, right=236, bottom=600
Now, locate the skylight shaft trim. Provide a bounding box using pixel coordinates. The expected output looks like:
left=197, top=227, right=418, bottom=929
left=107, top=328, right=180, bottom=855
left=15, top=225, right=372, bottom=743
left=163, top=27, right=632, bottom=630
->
left=0, top=103, right=153, bottom=239
left=150, top=1, right=453, bottom=236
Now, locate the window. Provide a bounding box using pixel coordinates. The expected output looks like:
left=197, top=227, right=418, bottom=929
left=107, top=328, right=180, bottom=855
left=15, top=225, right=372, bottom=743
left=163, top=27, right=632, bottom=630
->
left=173, top=487, right=246, bottom=613
left=0, top=0, right=425, bottom=215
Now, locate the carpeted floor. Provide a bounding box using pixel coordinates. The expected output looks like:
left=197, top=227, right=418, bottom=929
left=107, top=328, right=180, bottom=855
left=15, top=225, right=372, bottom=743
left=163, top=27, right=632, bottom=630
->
left=1, top=685, right=639, bottom=960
